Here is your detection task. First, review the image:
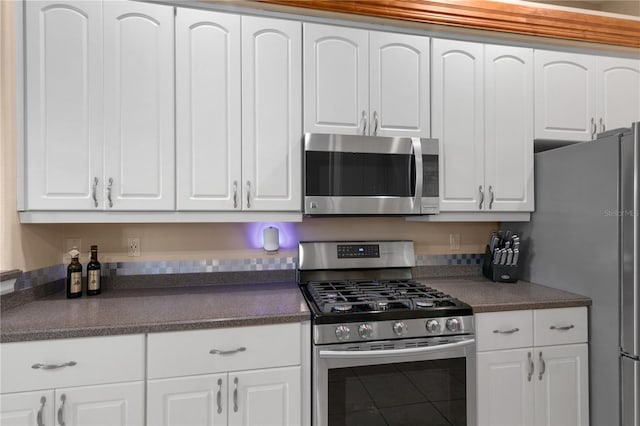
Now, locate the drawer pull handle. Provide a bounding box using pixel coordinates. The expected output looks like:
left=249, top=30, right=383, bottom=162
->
left=216, top=378, right=223, bottom=414
left=57, top=394, right=66, bottom=426
left=37, top=396, right=46, bottom=426
left=493, top=328, right=519, bottom=334
left=550, top=324, right=574, bottom=331
left=32, top=361, right=77, bottom=370
left=233, top=377, right=239, bottom=413
left=539, top=351, right=546, bottom=380
left=210, top=347, right=246, bottom=356
left=527, top=351, right=534, bottom=382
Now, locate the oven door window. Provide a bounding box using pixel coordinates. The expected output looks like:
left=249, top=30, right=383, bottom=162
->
left=305, top=151, right=416, bottom=197
left=328, top=359, right=466, bottom=426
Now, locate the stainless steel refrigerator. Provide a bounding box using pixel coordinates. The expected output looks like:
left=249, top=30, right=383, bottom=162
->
left=511, top=122, right=639, bottom=426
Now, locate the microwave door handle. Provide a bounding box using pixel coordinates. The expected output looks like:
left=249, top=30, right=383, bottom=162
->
left=412, top=138, right=423, bottom=214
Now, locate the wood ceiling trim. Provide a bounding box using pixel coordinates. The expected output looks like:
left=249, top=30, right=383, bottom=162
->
left=253, top=0, right=640, bottom=48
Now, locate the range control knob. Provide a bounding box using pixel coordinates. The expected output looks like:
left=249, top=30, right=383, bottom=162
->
left=426, top=319, right=441, bottom=334
left=358, top=323, right=374, bottom=339
left=392, top=321, right=408, bottom=336
left=335, top=325, right=350, bottom=341
left=446, top=318, right=461, bottom=332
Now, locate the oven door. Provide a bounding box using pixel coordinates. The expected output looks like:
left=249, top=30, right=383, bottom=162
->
left=313, top=336, right=476, bottom=426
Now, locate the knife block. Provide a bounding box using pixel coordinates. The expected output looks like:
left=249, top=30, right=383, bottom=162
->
left=482, top=245, right=520, bottom=283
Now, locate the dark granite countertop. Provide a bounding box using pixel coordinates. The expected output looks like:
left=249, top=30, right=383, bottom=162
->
left=422, top=276, right=591, bottom=313
left=0, top=282, right=310, bottom=343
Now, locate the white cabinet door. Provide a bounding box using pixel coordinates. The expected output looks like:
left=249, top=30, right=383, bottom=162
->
left=596, top=56, right=640, bottom=132
left=369, top=31, right=429, bottom=137
left=228, top=367, right=301, bottom=426
left=104, top=0, right=175, bottom=210
left=176, top=8, right=241, bottom=211
left=147, top=374, right=227, bottom=426
left=477, top=349, right=535, bottom=426
left=242, top=17, right=302, bottom=211
left=432, top=39, right=485, bottom=212
left=534, top=344, right=589, bottom=426
left=303, top=23, right=368, bottom=135
left=534, top=50, right=596, bottom=141
left=25, top=0, right=103, bottom=210
left=56, top=381, right=144, bottom=426
left=0, top=390, right=55, bottom=426
left=485, top=45, right=534, bottom=212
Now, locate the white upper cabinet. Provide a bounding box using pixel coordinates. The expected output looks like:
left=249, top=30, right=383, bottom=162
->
left=434, top=39, right=533, bottom=213
left=103, top=0, right=175, bottom=210
left=485, top=45, right=534, bottom=212
left=304, top=23, right=429, bottom=137
left=596, top=56, right=640, bottom=132
left=241, top=16, right=302, bottom=211
left=25, top=0, right=103, bottom=210
left=432, top=39, right=485, bottom=212
left=176, top=9, right=241, bottom=211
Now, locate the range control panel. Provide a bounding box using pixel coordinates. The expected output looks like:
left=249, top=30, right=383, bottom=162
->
left=337, top=244, right=380, bottom=259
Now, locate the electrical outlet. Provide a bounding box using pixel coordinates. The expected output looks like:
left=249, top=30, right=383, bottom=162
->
left=449, top=233, right=461, bottom=250
left=128, top=238, right=141, bottom=257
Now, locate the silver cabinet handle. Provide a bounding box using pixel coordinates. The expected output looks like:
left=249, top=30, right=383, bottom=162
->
left=493, top=328, right=519, bottom=334
left=488, top=185, right=494, bottom=209
left=550, top=324, right=575, bottom=331
left=539, top=351, right=546, bottom=380
left=32, top=361, right=77, bottom=370
left=245, top=181, right=251, bottom=209
left=360, top=110, right=367, bottom=135
left=372, top=111, right=379, bottom=136
left=527, top=352, right=534, bottom=382
left=599, top=117, right=605, bottom=133
left=233, top=377, right=239, bottom=413
left=107, top=178, right=113, bottom=208
left=210, top=347, right=246, bottom=356
left=37, top=396, right=46, bottom=426
left=216, top=378, right=223, bottom=414
left=57, top=394, right=66, bottom=426
left=478, top=185, right=484, bottom=209
left=233, top=181, right=238, bottom=209
left=591, top=117, right=596, bottom=139
left=91, top=177, right=99, bottom=208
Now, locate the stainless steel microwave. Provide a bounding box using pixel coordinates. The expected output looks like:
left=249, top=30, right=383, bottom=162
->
left=304, top=133, right=439, bottom=215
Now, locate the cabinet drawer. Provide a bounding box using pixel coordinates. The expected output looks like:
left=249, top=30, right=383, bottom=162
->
left=534, top=307, right=588, bottom=346
left=147, top=323, right=302, bottom=379
left=0, top=335, right=145, bottom=393
left=476, top=310, right=533, bottom=351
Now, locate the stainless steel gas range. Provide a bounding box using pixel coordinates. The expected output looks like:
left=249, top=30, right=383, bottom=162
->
left=298, top=241, right=476, bottom=426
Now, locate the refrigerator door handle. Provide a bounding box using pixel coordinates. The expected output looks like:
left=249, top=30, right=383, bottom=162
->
left=621, top=354, right=639, bottom=426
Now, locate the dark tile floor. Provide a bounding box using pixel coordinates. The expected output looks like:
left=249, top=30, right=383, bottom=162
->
left=328, top=361, right=467, bottom=426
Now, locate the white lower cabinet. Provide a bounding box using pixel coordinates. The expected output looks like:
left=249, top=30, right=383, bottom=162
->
left=146, top=323, right=308, bottom=426
left=476, top=308, right=589, bottom=426
left=0, top=335, right=145, bottom=426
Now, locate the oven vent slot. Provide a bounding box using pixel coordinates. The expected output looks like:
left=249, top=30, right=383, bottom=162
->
left=369, top=343, right=395, bottom=351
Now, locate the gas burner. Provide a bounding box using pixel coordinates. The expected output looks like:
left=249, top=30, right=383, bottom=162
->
left=378, top=301, right=389, bottom=310
left=415, top=300, right=434, bottom=308
left=332, top=304, right=353, bottom=312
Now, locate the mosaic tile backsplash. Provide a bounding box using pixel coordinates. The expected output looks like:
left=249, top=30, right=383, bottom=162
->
left=5, top=253, right=483, bottom=294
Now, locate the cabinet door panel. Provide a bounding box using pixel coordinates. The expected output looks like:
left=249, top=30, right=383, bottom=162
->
left=534, top=344, right=589, bottom=426
left=432, top=39, right=484, bottom=211
left=0, top=390, right=55, bottom=426
left=228, top=367, right=301, bottom=426
left=477, top=349, right=534, bottom=426
left=370, top=31, right=429, bottom=137
left=534, top=51, right=595, bottom=141
left=56, top=381, right=144, bottom=426
left=104, top=0, right=175, bottom=210
left=303, top=23, right=368, bottom=134
left=485, top=45, right=534, bottom=212
left=176, top=8, right=241, bottom=210
left=147, top=374, right=227, bottom=426
left=25, top=0, right=103, bottom=210
left=596, top=57, right=640, bottom=131
left=242, top=17, right=302, bottom=211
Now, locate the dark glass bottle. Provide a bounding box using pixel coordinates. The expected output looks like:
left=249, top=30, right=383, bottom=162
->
left=87, top=245, right=101, bottom=296
left=66, top=248, right=82, bottom=299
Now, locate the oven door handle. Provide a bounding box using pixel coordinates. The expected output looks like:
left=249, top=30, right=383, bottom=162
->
left=319, top=338, right=475, bottom=359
